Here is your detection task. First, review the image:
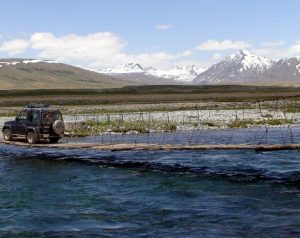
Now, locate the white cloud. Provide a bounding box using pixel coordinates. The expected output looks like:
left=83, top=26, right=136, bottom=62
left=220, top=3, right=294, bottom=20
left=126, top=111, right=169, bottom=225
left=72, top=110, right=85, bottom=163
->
left=288, top=42, right=300, bottom=55
left=27, top=32, right=194, bottom=69
left=196, top=39, right=251, bottom=51
left=251, top=41, right=300, bottom=59
left=155, top=24, right=172, bottom=31
left=260, top=41, right=285, bottom=48
left=4, top=32, right=300, bottom=70
left=212, top=53, right=223, bottom=60
left=30, top=32, right=126, bottom=65
left=251, top=48, right=287, bottom=59
left=121, top=50, right=193, bottom=69
left=0, top=39, right=30, bottom=55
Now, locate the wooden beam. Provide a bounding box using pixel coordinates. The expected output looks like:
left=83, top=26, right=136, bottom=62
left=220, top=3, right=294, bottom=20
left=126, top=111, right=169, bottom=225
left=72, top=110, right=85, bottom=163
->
left=1, top=139, right=300, bottom=152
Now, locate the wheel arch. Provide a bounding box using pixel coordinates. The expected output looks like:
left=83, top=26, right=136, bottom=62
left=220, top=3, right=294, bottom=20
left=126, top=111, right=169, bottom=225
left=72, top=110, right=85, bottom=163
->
left=2, top=125, right=11, bottom=132
left=26, top=127, right=36, bottom=133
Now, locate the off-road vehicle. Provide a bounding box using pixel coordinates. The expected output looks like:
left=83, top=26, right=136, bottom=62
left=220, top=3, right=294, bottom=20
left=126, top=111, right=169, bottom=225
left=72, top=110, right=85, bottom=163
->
left=2, top=104, right=65, bottom=144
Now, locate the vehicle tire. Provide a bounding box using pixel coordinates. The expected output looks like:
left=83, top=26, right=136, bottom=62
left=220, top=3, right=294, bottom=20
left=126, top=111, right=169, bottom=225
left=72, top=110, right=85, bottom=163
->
left=3, top=128, right=13, bottom=141
left=49, top=137, right=60, bottom=143
left=27, top=131, right=38, bottom=144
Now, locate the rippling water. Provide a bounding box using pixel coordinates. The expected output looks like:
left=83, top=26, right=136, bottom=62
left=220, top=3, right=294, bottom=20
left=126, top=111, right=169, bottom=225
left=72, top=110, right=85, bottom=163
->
left=64, top=127, right=300, bottom=146
left=0, top=130, right=300, bottom=237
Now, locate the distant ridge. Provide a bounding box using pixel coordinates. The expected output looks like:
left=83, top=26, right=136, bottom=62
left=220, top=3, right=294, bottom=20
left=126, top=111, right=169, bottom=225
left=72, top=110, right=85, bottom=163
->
left=2, top=52, right=300, bottom=90
left=0, top=58, right=134, bottom=90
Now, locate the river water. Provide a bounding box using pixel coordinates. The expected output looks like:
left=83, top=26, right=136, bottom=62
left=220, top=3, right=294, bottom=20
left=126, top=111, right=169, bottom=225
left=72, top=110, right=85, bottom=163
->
left=0, top=129, right=300, bottom=237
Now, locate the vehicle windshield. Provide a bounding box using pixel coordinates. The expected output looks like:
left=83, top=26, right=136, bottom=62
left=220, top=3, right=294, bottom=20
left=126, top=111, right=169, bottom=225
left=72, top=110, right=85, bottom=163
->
left=42, top=111, right=62, bottom=124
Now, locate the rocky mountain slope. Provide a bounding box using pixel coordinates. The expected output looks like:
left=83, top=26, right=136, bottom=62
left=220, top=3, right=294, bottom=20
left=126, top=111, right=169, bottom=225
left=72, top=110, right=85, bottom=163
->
left=263, top=57, right=300, bottom=83
left=194, top=50, right=300, bottom=85
left=194, top=50, right=274, bottom=84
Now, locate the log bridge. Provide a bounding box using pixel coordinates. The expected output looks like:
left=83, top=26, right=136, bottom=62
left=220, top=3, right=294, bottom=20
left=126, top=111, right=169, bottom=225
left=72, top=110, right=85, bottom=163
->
left=1, top=139, right=300, bottom=152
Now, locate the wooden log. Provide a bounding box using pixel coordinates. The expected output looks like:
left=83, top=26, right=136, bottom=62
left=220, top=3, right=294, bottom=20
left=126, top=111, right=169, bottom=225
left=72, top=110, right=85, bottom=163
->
left=1, top=139, right=300, bottom=152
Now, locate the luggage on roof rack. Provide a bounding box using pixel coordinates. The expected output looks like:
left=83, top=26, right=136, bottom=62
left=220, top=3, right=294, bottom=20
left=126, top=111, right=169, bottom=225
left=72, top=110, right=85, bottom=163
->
left=26, top=103, right=49, bottom=109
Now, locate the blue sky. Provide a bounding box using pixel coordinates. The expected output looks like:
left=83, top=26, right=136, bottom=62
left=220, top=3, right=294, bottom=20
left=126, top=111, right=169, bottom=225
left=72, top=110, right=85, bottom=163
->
left=1, top=0, right=300, bottom=69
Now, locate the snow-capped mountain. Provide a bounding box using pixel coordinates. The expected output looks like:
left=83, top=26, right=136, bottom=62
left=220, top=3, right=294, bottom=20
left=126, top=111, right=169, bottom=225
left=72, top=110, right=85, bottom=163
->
left=194, top=50, right=274, bottom=84
left=148, top=65, right=204, bottom=83
left=100, top=62, right=145, bottom=74
left=101, top=50, right=297, bottom=86
left=4, top=52, right=300, bottom=88
left=193, top=50, right=300, bottom=84
left=0, top=58, right=59, bottom=67
left=98, top=63, right=177, bottom=85
left=98, top=63, right=204, bottom=84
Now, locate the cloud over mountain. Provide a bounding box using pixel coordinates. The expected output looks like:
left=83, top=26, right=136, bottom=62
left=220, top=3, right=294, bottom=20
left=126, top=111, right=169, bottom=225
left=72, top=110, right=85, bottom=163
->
left=196, top=39, right=252, bottom=51
left=2, top=31, right=300, bottom=73
left=0, top=39, right=30, bottom=55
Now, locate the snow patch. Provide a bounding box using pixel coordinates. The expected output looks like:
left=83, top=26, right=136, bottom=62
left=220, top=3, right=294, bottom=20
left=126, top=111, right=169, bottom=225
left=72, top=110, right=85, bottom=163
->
left=148, top=65, right=204, bottom=82
left=227, top=50, right=273, bottom=71
left=0, top=59, right=60, bottom=66
left=99, top=62, right=145, bottom=74
left=98, top=63, right=204, bottom=82
left=296, top=64, right=300, bottom=73
left=22, top=59, right=59, bottom=64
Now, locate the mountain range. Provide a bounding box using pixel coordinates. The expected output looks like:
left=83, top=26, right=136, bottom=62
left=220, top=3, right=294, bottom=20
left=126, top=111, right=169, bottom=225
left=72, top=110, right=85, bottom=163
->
left=99, top=50, right=300, bottom=85
left=195, top=50, right=300, bottom=84
left=97, top=63, right=204, bottom=85
left=1, top=50, right=300, bottom=89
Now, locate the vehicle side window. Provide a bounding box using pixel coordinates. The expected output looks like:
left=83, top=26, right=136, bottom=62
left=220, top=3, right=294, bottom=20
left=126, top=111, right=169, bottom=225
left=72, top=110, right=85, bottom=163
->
left=32, top=111, right=39, bottom=122
left=27, top=111, right=39, bottom=123
left=18, top=111, right=27, bottom=120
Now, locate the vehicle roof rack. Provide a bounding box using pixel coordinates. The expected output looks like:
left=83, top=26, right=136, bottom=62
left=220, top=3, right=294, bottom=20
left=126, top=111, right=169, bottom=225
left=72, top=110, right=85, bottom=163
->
left=25, top=103, right=50, bottom=109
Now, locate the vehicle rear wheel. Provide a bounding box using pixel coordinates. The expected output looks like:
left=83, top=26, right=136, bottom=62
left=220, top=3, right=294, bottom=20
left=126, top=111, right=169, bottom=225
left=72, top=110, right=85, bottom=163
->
left=49, top=137, right=60, bottom=143
left=27, top=131, right=38, bottom=144
left=52, top=120, right=65, bottom=136
left=3, top=128, right=12, bottom=141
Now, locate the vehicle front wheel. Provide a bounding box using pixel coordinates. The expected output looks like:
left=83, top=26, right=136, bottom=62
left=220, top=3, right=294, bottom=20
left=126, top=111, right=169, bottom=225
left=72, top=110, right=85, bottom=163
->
left=49, top=137, right=60, bottom=143
left=3, top=128, right=13, bottom=141
left=27, top=131, right=38, bottom=144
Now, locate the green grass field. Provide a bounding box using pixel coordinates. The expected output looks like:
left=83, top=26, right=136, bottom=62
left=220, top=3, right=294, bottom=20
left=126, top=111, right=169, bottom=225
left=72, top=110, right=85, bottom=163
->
left=0, top=85, right=299, bottom=107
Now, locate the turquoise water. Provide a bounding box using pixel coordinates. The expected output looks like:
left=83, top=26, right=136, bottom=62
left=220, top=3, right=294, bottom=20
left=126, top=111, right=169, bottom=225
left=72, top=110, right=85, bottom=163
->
left=0, top=129, right=300, bottom=237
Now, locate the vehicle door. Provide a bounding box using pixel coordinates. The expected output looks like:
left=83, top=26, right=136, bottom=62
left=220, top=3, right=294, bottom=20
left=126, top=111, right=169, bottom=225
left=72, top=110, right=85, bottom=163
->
left=12, top=110, right=27, bottom=135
